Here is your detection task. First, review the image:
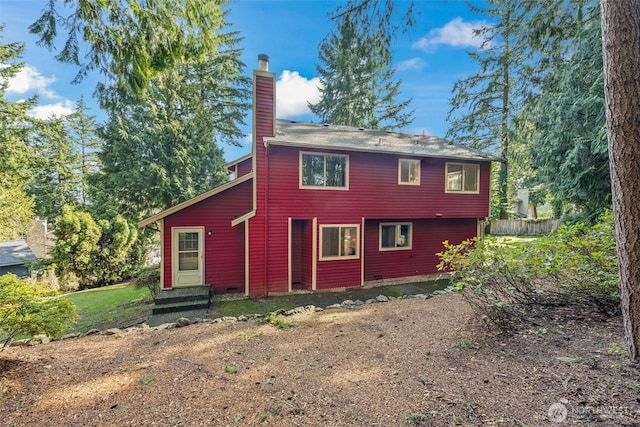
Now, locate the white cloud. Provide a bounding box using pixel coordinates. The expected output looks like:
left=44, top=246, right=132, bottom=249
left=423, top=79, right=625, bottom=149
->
left=243, top=133, right=253, bottom=145
left=28, top=100, right=75, bottom=119
left=412, top=17, right=488, bottom=51
left=7, top=64, right=58, bottom=99
left=275, top=70, right=321, bottom=117
left=396, top=58, right=427, bottom=72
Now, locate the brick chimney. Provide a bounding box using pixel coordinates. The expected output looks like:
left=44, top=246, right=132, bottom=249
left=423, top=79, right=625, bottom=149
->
left=248, top=54, right=276, bottom=298
left=253, top=54, right=276, bottom=140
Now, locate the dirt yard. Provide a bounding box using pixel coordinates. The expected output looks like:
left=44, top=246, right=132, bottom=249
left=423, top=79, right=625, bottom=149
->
left=1, top=292, right=639, bottom=426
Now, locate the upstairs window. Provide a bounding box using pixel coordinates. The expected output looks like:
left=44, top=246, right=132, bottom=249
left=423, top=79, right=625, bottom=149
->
left=446, top=163, right=479, bottom=193
left=300, top=152, right=348, bottom=189
left=380, top=223, right=412, bottom=250
left=398, top=159, right=420, bottom=185
left=320, top=225, right=359, bottom=260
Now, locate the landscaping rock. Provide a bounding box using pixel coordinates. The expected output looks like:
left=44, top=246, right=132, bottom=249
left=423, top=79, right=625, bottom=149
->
left=62, top=332, right=82, bottom=340
left=325, top=303, right=342, bottom=310
left=376, top=295, right=389, bottom=302
left=155, top=323, right=174, bottom=330
left=104, top=328, right=123, bottom=336
left=30, top=334, right=50, bottom=345
left=175, top=317, right=191, bottom=328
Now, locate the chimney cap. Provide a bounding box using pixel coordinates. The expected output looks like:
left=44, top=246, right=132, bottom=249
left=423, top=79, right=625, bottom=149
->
left=258, top=54, right=270, bottom=71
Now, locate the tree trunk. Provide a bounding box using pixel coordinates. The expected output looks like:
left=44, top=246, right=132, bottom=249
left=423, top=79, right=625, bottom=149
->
left=600, top=0, right=640, bottom=362
left=498, top=16, right=511, bottom=220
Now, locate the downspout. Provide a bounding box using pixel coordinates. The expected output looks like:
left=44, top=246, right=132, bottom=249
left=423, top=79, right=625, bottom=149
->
left=264, top=143, right=269, bottom=296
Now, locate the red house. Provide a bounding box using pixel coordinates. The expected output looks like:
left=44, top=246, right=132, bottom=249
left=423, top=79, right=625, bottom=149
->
left=139, top=55, right=495, bottom=298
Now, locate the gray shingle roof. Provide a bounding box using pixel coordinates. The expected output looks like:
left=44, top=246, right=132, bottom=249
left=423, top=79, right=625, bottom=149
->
left=264, top=120, right=500, bottom=161
left=0, top=240, right=37, bottom=267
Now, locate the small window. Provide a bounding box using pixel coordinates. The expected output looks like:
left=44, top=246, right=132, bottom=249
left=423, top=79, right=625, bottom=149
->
left=380, top=223, right=412, bottom=250
left=300, top=152, right=348, bottom=189
left=399, top=159, right=420, bottom=185
left=320, top=225, right=359, bottom=260
left=446, top=163, right=479, bottom=193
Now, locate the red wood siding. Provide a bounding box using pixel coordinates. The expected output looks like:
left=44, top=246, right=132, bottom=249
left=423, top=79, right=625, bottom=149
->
left=364, top=218, right=477, bottom=281
left=236, top=157, right=252, bottom=177
left=163, top=180, right=252, bottom=295
left=258, top=145, right=489, bottom=292
left=266, top=145, right=491, bottom=219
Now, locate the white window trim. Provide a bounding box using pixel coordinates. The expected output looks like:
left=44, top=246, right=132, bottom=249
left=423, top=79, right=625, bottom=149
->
left=299, top=151, right=349, bottom=190
left=398, top=158, right=421, bottom=185
left=445, top=162, right=480, bottom=194
left=319, top=224, right=360, bottom=261
left=379, top=222, right=413, bottom=251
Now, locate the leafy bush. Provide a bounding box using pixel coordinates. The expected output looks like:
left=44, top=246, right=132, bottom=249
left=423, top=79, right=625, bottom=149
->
left=52, top=206, right=143, bottom=289
left=437, top=212, right=618, bottom=332
left=0, top=273, right=78, bottom=347
left=132, top=266, right=161, bottom=299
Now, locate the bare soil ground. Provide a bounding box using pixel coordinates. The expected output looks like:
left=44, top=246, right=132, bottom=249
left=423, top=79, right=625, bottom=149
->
left=1, top=292, right=639, bottom=426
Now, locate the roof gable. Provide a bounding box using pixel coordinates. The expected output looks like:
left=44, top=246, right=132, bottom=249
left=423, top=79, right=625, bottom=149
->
left=138, top=172, right=253, bottom=227
left=264, top=120, right=499, bottom=162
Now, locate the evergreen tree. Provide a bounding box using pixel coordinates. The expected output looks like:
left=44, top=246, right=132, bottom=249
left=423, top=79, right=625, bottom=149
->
left=27, top=117, right=81, bottom=222
left=513, top=0, right=609, bottom=221
left=446, top=0, right=527, bottom=219
left=68, top=97, right=102, bottom=209
left=600, top=0, right=640, bottom=361
left=93, top=40, right=250, bottom=218
left=309, top=3, right=414, bottom=130
left=30, top=0, right=235, bottom=97
left=0, top=29, right=36, bottom=238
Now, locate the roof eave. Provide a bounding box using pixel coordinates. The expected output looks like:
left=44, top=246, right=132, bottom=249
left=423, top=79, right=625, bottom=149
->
left=265, top=139, right=499, bottom=162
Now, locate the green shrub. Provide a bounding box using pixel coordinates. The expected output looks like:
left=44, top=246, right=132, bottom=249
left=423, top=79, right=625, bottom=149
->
left=0, top=273, right=78, bottom=347
left=437, top=212, right=618, bottom=332
left=132, top=266, right=161, bottom=299
left=258, top=314, right=295, bottom=329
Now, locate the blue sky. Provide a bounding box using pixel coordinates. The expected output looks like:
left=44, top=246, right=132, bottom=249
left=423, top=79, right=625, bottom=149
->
left=1, top=0, right=488, bottom=161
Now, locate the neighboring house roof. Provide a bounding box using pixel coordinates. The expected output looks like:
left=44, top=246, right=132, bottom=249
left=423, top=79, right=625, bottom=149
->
left=264, top=120, right=500, bottom=162
left=0, top=240, right=37, bottom=267
left=138, top=172, right=253, bottom=227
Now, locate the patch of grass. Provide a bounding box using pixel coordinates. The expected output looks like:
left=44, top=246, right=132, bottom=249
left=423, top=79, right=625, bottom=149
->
left=259, top=413, right=269, bottom=422
left=225, top=365, right=239, bottom=374
left=382, top=287, right=405, bottom=298
left=240, top=330, right=263, bottom=340
left=455, top=339, right=477, bottom=349
left=63, top=283, right=152, bottom=333
left=140, top=375, right=156, bottom=386
left=405, top=412, right=428, bottom=425
left=258, top=314, right=295, bottom=329
left=607, top=342, right=628, bottom=359
left=423, top=348, right=431, bottom=357
left=217, top=299, right=298, bottom=318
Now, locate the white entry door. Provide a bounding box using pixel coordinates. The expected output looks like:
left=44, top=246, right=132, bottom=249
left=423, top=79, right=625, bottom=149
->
left=172, top=227, right=204, bottom=287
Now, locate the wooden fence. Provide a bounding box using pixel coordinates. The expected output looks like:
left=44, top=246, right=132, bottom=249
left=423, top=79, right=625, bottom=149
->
left=489, top=219, right=562, bottom=236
